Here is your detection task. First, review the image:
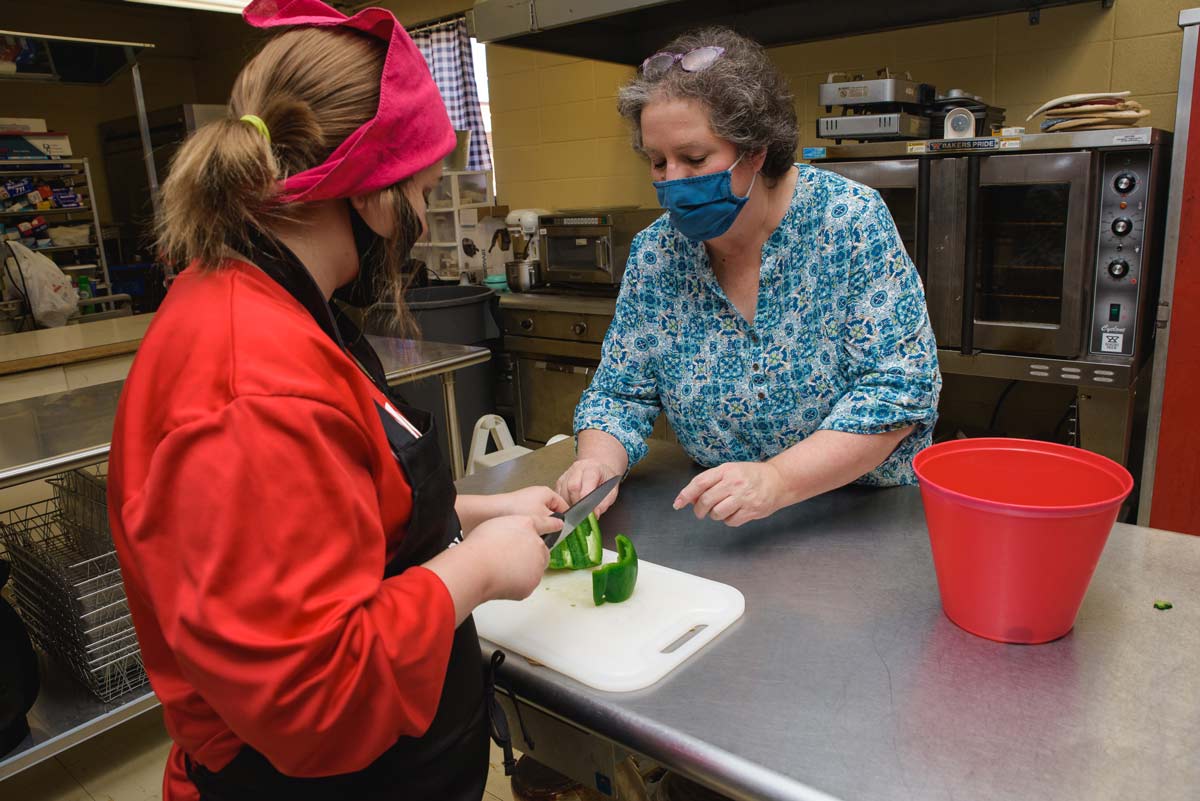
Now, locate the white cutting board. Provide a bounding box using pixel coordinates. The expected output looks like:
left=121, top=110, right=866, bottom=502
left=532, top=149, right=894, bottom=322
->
left=474, top=550, right=745, bottom=692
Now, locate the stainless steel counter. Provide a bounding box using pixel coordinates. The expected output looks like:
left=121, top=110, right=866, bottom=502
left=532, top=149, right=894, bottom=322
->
left=0, top=380, right=121, bottom=490
left=498, top=292, right=617, bottom=317
left=457, top=440, right=1200, bottom=801
left=0, top=339, right=491, bottom=490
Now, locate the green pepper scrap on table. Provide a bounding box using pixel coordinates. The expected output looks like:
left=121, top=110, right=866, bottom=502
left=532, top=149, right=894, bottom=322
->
left=1153, top=600, right=1173, bottom=610
left=547, top=512, right=603, bottom=570
left=592, top=534, right=638, bottom=606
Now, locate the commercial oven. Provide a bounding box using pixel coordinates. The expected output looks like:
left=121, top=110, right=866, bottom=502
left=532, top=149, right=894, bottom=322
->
left=498, top=293, right=674, bottom=447
left=809, top=128, right=1171, bottom=498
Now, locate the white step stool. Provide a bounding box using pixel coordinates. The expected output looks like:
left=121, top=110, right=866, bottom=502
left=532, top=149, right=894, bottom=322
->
left=465, top=415, right=571, bottom=475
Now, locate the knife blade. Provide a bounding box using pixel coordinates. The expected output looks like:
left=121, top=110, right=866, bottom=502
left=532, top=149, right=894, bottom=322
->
left=542, top=475, right=621, bottom=550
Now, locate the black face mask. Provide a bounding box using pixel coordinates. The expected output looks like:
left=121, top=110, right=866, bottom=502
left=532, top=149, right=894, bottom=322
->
left=335, top=204, right=396, bottom=307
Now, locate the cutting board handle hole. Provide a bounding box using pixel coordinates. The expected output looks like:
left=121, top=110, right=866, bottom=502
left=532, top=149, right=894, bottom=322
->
left=661, top=624, right=708, bottom=654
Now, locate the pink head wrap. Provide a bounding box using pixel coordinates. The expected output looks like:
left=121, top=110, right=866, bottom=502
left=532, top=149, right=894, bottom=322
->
left=243, top=0, right=456, bottom=203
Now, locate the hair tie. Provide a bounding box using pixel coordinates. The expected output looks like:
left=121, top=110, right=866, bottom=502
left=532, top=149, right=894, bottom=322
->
left=239, top=114, right=271, bottom=144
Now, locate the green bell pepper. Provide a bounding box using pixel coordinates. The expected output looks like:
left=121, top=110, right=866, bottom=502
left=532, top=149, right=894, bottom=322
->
left=547, top=512, right=603, bottom=570
left=592, top=534, right=638, bottom=606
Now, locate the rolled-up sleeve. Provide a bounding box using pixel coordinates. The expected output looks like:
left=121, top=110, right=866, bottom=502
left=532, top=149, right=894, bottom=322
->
left=819, top=192, right=941, bottom=481
left=573, top=234, right=661, bottom=467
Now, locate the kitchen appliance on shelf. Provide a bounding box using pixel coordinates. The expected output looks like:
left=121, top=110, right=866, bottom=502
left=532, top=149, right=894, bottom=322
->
left=817, top=69, right=936, bottom=143
left=504, top=208, right=549, bottom=292
left=808, top=128, right=1172, bottom=507
left=538, top=208, right=662, bottom=289
left=931, top=89, right=1006, bottom=139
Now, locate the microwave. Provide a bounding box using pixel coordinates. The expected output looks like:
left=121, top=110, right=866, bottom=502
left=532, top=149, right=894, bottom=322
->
left=539, top=209, right=663, bottom=287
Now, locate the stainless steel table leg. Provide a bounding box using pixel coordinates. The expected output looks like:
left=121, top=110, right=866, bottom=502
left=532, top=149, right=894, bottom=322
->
left=441, top=372, right=464, bottom=479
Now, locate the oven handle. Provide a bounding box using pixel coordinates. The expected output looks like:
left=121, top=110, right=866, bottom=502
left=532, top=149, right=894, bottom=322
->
left=961, top=156, right=980, bottom=355
left=596, top=236, right=611, bottom=271
left=534, top=360, right=594, bottom=376
left=916, top=158, right=930, bottom=283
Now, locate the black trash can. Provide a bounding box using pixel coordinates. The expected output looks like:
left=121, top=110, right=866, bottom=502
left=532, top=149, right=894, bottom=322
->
left=365, top=285, right=499, bottom=471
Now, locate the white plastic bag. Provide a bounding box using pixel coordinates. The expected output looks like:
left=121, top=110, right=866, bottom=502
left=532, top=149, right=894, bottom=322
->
left=5, top=241, right=78, bottom=327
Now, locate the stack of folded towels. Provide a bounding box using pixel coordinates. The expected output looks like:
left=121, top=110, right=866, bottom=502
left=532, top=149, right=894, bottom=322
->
left=1026, top=91, right=1150, bottom=132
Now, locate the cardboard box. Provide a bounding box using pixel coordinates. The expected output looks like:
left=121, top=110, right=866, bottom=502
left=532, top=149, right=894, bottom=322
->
left=0, top=132, right=73, bottom=159
left=0, top=118, right=48, bottom=133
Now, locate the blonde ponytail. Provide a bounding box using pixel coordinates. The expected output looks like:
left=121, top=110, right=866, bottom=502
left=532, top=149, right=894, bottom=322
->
left=155, top=117, right=277, bottom=270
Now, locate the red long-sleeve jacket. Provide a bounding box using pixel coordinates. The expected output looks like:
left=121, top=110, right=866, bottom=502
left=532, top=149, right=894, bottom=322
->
left=107, top=261, right=456, bottom=801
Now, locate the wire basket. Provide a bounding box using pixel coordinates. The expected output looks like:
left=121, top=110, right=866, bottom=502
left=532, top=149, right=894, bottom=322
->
left=0, top=466, right=149, bottom=702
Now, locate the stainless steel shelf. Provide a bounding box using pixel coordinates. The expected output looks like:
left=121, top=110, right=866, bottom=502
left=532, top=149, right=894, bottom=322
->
left=0, top=207, right=91, bottom=218
left=0, top=167, right=85, bottom=178
left=0, top=657, right=157, bottom=781
left=32, top=244, right=98, bottom=253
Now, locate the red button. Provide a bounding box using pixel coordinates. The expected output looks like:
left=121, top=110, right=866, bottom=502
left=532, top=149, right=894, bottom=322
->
left=1120, top=201, right=1128, bottom=209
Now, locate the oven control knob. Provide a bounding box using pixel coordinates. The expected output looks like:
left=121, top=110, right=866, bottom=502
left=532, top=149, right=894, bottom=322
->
left=1111, top=217, right=1133, bottom=236
left=519, top=318, right=533, bottom=331
left=1113, top=173, right=1137, bottom=194
left=571, top=321, right=588, bottom=336
left=1107, top=259, right=1130, bottom=279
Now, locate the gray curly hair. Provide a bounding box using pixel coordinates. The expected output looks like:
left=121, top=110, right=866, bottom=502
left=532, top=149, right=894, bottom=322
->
left=617, top=26, right=798, bottom=180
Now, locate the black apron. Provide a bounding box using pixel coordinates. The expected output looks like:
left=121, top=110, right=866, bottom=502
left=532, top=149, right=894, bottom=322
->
left=184, top=236, right=489, bottom=801
left=0, top=559, right=40, bottom=758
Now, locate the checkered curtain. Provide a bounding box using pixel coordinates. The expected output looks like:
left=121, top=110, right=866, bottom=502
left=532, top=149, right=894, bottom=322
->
left=411, top=18, right=492, bottom=172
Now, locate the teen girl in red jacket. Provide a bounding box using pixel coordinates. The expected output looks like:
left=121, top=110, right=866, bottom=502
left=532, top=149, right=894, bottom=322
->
left=107, top=2, right=562, bottom=799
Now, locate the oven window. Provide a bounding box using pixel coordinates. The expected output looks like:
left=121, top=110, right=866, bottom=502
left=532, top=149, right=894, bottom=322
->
left=974, top=183, right=1070, bottom=325
left=547, top=235, right=603, bottom=272
left=877, top=188, right=917, bottom=263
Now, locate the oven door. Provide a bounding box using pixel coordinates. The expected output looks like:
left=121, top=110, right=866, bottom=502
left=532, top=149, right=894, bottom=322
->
left=818, top=159, right=927, bottom=281
left=967, top=151, right=1096, bottom=358
left=516, top=357, right=594, bottom=445
left=542, top=225, right=614, bottom=285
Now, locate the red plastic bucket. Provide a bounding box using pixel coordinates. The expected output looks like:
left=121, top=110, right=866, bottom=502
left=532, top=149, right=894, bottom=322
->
left=913, top=438, right=1132, bottom=644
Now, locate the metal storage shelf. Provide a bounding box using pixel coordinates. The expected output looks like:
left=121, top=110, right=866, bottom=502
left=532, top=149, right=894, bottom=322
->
left=0, top=663, right=156, bottom=782
left=26, top=244, right=99, bottom=253
left=0, top=169, right=84, bottom=177
left=0, top=158, right=118, bottom=322
left=0, top=206, right=91, bottom=218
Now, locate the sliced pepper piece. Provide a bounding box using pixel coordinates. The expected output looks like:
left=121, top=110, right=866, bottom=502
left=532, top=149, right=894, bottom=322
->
left=592, top=534, right=638, bottom=606
left=547, top=512, right=603, bottom=570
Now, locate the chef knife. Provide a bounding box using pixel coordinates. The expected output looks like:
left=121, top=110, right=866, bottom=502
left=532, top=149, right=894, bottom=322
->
left=542, top=475, right=621, bottom=550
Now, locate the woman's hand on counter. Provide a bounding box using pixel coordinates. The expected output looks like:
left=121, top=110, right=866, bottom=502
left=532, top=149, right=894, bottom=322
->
left=673, top=462, right=791, bottom=527
left=425, top=514, right=560, bottom=623
left=674, top=427, right=916, bottom=527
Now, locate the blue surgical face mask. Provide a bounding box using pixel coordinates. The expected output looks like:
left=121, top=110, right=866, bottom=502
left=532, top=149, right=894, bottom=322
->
left=653, top=154, right=757, bottom=241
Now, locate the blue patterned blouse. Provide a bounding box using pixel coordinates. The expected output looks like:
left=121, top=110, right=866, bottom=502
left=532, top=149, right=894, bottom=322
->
left=573, top=164, right=942, bottom=486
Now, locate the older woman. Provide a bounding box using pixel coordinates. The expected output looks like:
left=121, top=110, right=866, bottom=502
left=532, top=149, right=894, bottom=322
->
left=556, top=26, right=941, bottom=527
